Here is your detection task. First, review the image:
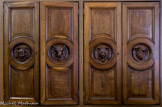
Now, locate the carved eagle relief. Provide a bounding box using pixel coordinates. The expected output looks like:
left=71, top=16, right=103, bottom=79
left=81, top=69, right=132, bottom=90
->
left=132, top=44, right=150, bottom=62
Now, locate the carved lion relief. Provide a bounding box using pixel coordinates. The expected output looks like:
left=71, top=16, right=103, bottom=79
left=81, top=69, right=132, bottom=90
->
left=49, top=45, right=69, bottom=61
left=132, top=44, right=150, bottom=62
left=93, top=44, right=112, bottom=64
left=12, top=44, right=32, bottom=63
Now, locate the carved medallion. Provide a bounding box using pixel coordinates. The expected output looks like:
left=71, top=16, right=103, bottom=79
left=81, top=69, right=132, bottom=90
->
left=12, top=44, right=32, bottom=63
left=132, top=44, right=150, bottom=62
left=93, top=44, right=112, bottom=64
left=49, top=45, right=69, bottom=61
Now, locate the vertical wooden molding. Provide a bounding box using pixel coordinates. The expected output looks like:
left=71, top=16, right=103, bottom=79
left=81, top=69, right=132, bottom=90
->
left=160, top=0, right=162, bottom=106
left=0, top=0, right=3, bottom=102
left=79, top=1, right=84, bottom=106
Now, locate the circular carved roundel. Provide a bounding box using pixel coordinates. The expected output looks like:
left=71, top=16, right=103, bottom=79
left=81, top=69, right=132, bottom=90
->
left=48, top=44, right=69, bottom=62
left=89, top=36, right=117, bottom=70
left=93, top=44, right=112, bottom=64
left=46, top=38, right=73, bottom=67
left=132, top=44, right=150, bottom=62
left=127, top=37, right=154, bottom=70
left=9, top=37, right=35, bottom=70
left=12, top=44, right=32, bottom=63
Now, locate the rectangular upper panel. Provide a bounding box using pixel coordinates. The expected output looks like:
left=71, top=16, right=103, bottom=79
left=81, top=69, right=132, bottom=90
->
left=91, top=8, right=115, bottom=40
left=47, top=7, right=73, bottom=41
left=84, top=2, right=121, bottom=104
left=11, top=8, right=34, bottom=39
left=129, top=9, right=153, bottom=39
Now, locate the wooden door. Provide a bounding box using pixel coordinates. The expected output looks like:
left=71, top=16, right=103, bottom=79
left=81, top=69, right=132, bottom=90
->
left=84, top=2, right=122, bottom=104
left=40, top=2, right=78, bottom=105
left=123, top=2, right=160, bottom=104
left=4, top=2, right=39, bottom=103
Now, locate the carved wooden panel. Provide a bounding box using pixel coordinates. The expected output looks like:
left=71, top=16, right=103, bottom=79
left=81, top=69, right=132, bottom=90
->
left=84, top=2, right=121, bottom=104
left=123, top=2, right=160, bottom=104
left=40, top=2, right=78, bottom=105
left=4, top=2, right=39, bottom=103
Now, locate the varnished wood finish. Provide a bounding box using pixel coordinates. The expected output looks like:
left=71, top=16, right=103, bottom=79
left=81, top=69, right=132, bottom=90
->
left=4, top=2, right=39, bottom=103
left=84, top=2, right=121, bottom=104
left=0, top=0, right=161, bottom=107
left=123, top=2, right=160, bottom=104
left=0, top=0, right=3, bottom=102
left=40, top=1, right=78, bottom=105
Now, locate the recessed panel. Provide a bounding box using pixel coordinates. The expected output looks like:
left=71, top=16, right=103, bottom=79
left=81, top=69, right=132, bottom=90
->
left=128, top=67, right=153, bottom=98
left=91, top=66, right=116, bottom=99
left=91, top=9, right=115, bottom=39
left=11, top=8, right=34, bottom=39
left=11, top=66, right=34, bottom=97
left=47, top=8, right=72, bottom=40
left=47, top=66, right=72, bottom=99
left=129, top=9, right=153, bottom=39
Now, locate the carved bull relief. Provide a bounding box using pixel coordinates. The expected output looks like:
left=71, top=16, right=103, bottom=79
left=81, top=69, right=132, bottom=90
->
left=49, top=45, right=69, bottom=61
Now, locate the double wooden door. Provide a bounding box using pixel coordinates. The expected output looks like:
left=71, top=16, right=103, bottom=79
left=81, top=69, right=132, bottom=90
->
left=3, top=1, right=160, bottom=106
left=84, top=2, right=160, bottom=105
left=4, top=1, right=78, bottom=105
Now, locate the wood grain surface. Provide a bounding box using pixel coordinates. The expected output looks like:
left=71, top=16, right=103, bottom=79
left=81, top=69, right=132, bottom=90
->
left=0, top=0, right=161, bottom=107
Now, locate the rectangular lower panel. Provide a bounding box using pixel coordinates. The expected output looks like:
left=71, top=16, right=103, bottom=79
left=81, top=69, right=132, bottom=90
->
left=11, top=66, right=34, bottom=98
left=128, top=66, right=153, bottom=98
left=90, top=66, right=116, bottom=99
left=46, top=66, right=72, bottom=99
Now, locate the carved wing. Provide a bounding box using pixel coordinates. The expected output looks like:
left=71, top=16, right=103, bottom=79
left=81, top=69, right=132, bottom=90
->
left=106, top=47, right=112, bottom=60
left=63, top=45, right=68, bottom=59
left=51, top=45, right=57, bottom=59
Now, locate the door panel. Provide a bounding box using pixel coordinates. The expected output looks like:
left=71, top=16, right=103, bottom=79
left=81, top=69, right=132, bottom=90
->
left=40, top=2, right=78, bottom=105
left=123, top=2, right=160, bottom=104
left=4, top=2, right=39, bottom=103
left=84, top=2, right=121, bottom=104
